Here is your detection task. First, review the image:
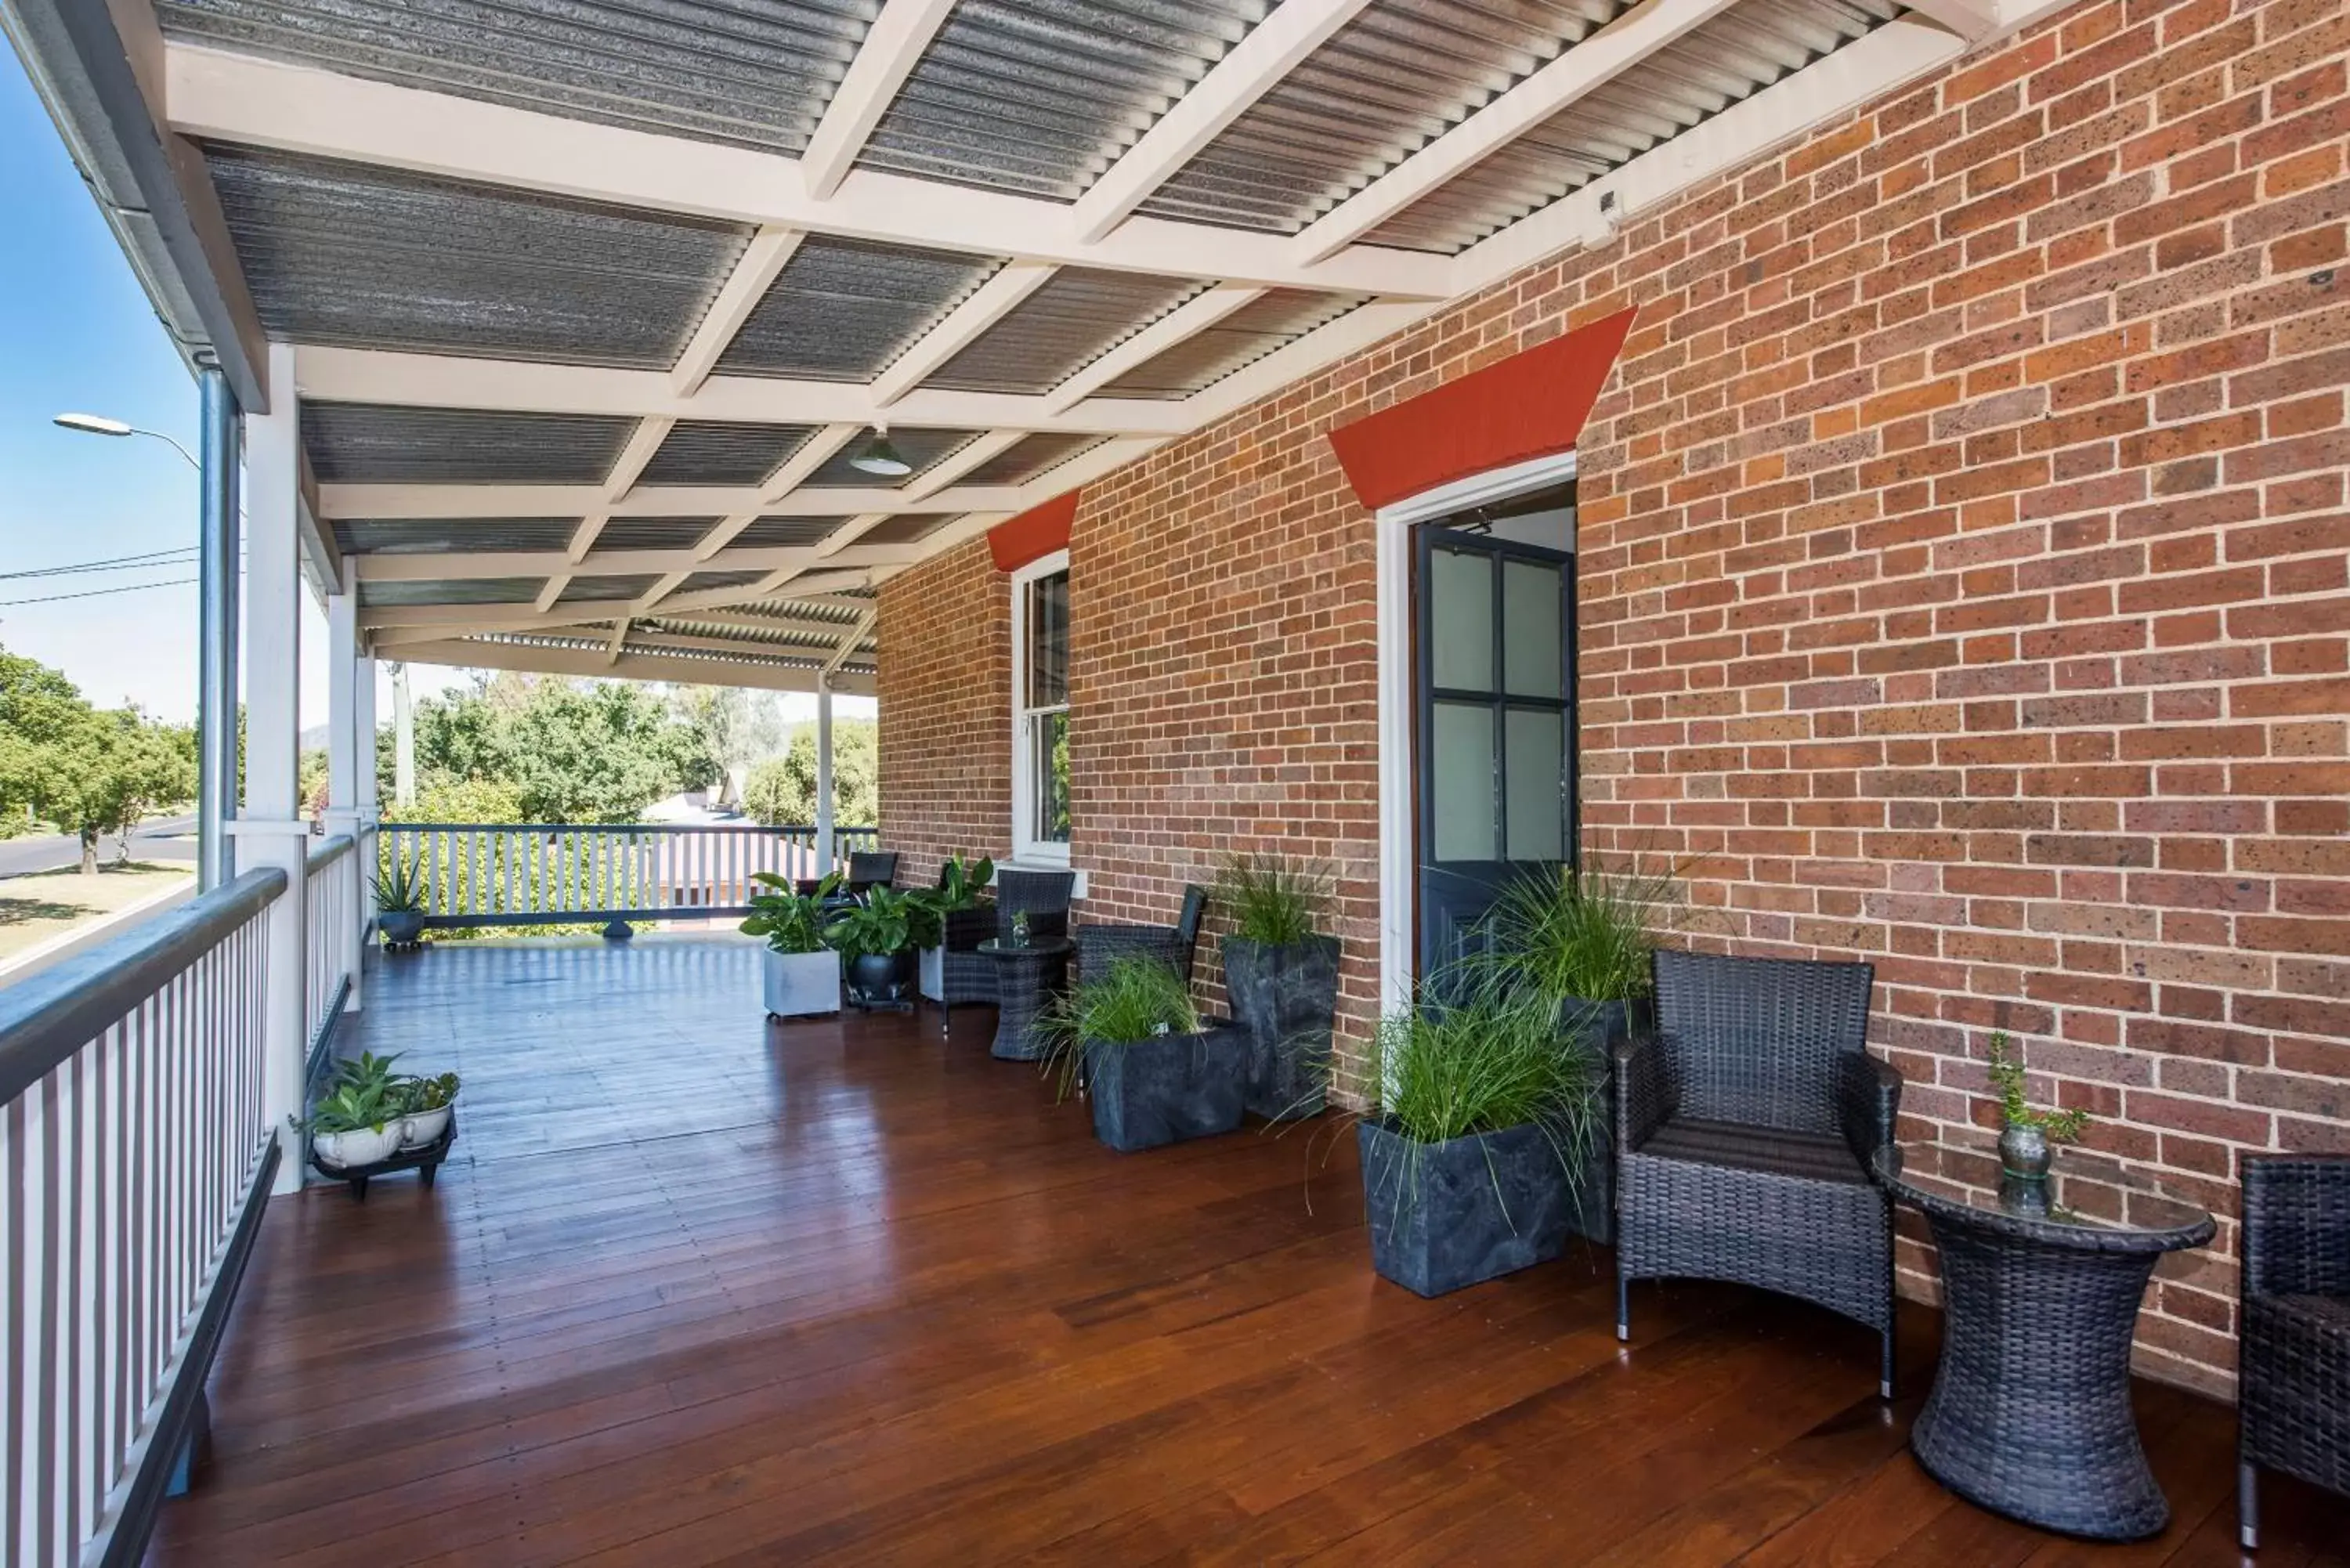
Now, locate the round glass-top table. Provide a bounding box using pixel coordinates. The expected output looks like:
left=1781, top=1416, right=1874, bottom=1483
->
left=1872, top=1135, right=2216, bottom=1540
left=976, top=938, right=1070, bottom=1062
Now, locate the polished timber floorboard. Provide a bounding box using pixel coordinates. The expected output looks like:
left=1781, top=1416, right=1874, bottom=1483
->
left=152, top=936, right=2346, bottom=1567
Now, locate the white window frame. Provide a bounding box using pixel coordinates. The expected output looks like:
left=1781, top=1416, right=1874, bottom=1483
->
left=1010, top=548, right=1072, bottom=870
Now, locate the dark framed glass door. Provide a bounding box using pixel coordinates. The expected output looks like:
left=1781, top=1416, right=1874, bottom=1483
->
left=1413, top=523, right=1578, bottom=978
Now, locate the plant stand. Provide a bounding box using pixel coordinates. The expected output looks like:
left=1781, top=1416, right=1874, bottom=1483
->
left=979, top=938, right=1070, bottom=1060
left=311, top=1118, right=457, bottom=1201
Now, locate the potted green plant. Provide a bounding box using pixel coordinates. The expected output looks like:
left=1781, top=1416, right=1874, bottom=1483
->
left=392, top=1070, right=461, bottom=1150
left=1217, top=854, right=1340, bottom=1121
left=913, top=855, right=996, bottom=1003
left=1039, top=956, right=1247, bottom=1153
left=1985, top=1030, right=2090, bottom=1180
left=1355, top=988, right=1606, bottom=1296
left=827, top=884, right=919, bottom=1006
left=374, top=852, right=428, bottom=948
left=294, top=1080, right=405, bottom=1169
left=743, top=871, right=844, bottom=1019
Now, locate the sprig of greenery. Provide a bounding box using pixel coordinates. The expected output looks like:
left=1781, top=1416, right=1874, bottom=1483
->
left=1985, top=1031, right=2090, bottom=1143
left=1456, top=862, right=1679, bottom=1008
left=1216, top=854, right=1330, bottom=946
left=1036, top=956, right=1200, bottom=1100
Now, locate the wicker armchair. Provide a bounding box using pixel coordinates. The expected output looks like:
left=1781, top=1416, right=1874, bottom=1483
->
left=2239, top=1154, right=2350, bottom=1550
left=1076, top=885, right=1208, bottom=985
left=1614, top=949, right=1900, bottom=1397
left=926, top=868, right=1076, bottom=1027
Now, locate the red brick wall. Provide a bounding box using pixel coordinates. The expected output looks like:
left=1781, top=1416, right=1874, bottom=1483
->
left=877, top=539, right=1011, bottom=887
left=878, top=0, right=2348, bottom=1394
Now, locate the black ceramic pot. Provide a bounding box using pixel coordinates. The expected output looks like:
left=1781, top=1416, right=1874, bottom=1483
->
left=848, top=949, right=909, bottom=1002
left=1084, top=1025, right=1247, bottom=1152
left=1223, top=934, right=1340, bottom=1120
left=378, top=911, right=425, bottom=948
left=1357, top=1118, right=1576, bottom=1297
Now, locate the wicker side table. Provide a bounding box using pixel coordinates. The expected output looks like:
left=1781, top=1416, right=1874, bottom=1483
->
left=1873, top=1136, right=2215, bottom=1541
left=978, top=938, right=1070, bottom=1062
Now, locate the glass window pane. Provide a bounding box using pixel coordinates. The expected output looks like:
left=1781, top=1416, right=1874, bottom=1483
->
left=1027, top=570, right=1068, bottom=707
left=1429, top=548, right=1492, bottom=692
left=1032, top=710, right=1070, bottom=844
left=1502, top=560, right=1563, bottom=699
left=1505, top=708, right=1567, bottom=862
left=1430, top=703, right=1497, bottom=863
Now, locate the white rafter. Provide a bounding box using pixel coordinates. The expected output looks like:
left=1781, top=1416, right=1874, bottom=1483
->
left=606, top=619, right=631, bottom=663
left=392, top=636, right=877, bottom=694
left=799, top=0, right=960, bottom=199
left=356, top=540, right=909, bottom=583
left=533, top=576, right=570, bottom=612
left=163, top=44, right=1453, bottom=300
left=671, top=226, right=803, bottom=397
left=1044, top=284, right=1265, bottom=413
left=870, top=263, right=1058, bottom=407
left=904, top=429, right=1025, bottom=501
left=605, top=417, right=674, bottom=500
left=292, top=345, right=1186, bottom=435
left=822, top=609, right=880, bottom=678
left=813, top=514, right=892, bottom=558
left=1070, top=0, right=1378, bottom=242
left=1289, top=0, right=1745, bottom=264
left=318, top=482, right=1025, bottom=521
left=760, top=422, right=865, bottom=501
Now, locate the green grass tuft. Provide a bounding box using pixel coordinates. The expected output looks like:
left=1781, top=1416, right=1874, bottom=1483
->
left=1215, top=853, right=1332, bottom=947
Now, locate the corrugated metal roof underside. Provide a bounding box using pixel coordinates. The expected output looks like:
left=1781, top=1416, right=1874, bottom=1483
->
left=638, top=422, right=816, bottom=486
left=694, top=598, right=873, bottom=628
left=853, top=0, right=1267, bottom=201
left=716, top=237, right=1002, bottom=381
left=924, top=269, right=1204, bottom=395
left=203, top=144, right=750, bottom=368
left=957, top=432, right=1107, bottom=485
left=590, top=518, right=718, bottom=553
left=304, top=404, right=634, bottom=482
left=332, top=518, right=579, bottom=555
left=359, top=578, right=541, bottom=607
left=728, top=517, right=846, bottom=548
left=1364, top=0, right=1902, bottom=253
left=854, top=514, right=953, bottom=547
left=1134, top=0, right=1625, bottom=235
left=804, top=428, right=982, bottom=487
left=613, top=636, right=831, bottom=670
left=646, top=616, right=841, bottom=651
left=558, top=574, right=658, bottom=603
left=1098, top=290, right=1369, bottom=397
left=678, top=570, right=768, bottom=594
left=156, top=0, right=878, bottom=154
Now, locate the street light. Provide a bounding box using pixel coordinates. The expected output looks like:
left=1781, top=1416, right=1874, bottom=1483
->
left=53, top=411, right=200, bottom=469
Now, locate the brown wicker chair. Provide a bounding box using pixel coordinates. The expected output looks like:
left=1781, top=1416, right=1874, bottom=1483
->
left=927, top=868, right=1076, bottom=1026
left=1614, top=949, right=1900, bottom=1396
left=2239, top=1154, right=2350, bottom=1550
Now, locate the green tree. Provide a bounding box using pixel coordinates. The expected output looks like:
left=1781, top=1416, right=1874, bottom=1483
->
left=499, top=680, right=689, bottom=822
left=741, top=718, right=878, bottom=828
left=0, top=645, right=92, bottom=815
left=34, top=707, right=197, bottom=874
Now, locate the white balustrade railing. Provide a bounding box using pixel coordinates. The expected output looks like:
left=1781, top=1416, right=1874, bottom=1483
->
left=303, top=835, right=356, bottom=1057
left=0, top=868, right=287, bottom=1568
left=374, top=823, right=880, bottom=928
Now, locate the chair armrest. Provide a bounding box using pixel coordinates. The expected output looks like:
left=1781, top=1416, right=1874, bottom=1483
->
left=2244, top=1154, right=2350, bottom=1299
left=1614, top=1034, right=1678, bottom=1154
left=1836, top=1052, right=1903, bottom=1165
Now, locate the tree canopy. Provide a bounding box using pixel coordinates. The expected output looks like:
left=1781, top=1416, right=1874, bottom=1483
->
left=742, top=718, right=878, bottom=828
left=0, top=644, right=196, bottom=871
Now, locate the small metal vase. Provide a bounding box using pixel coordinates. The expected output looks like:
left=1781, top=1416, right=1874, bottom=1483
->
left=1999, top=1121, right=2052, bottom=1180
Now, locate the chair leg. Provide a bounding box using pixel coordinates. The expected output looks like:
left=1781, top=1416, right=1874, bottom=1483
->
left=2239, top=1458, right=2259, bottom=1551
left=1617, top=1271, right=1630, bottom=1342
left=1880, top=1323, right=1896, bottom=1401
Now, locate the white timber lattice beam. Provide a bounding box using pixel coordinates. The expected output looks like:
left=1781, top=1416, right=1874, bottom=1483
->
left=627, top=628, right=844, bottom=660
left=354, top=540, right=909, bottom=583
left=813, top=514, right=891, bottom=558
left=369, top=605, right=857, bottom=646
left=602, top=417, right=674, bottom=501
left=822, top=609, right=879, bottom=678
left=360, top=573, right=888, bottom=641
left=163, top=45, right=1452, bottom=301
left=1044, top=284, right=1265, bottom=413
left=606, top=619, right=631, bottom=663
left=292, top=345, right=1184, bottom=436
left=760, top=422, right=864, bottom=503
left=392, top=636, right=876, bottom=695
left=534, top=575, right=570, bottom=612
left=904, top=429, right=1025, bottom=501
left=798, top=0, right=959, bottom=200
left=671, top=226, right=804, bottom=397
left=1289, top=0, right=1745, bottom=264
left=670, top=608, right=874, bottom=636
left=566, top=514, right=611, bottom=561
left=635, top=570, right=692, bottom=611
left=870, top=264, right=1058, bottom=407
left=1070, top=0, right=1378, bottom=242
left=319, top=481, right=1024, bottom=521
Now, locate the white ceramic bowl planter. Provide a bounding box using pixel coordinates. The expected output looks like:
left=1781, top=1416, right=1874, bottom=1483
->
left=312, top=1122, right=406, bottom=1169
left=400, top=1104, right=454, bottom=1150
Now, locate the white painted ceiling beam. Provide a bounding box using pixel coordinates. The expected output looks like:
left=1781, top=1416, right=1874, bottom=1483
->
left=1070, top=0, right=1378, bottom=242
left=604, top=417, right=674, bottom=501
left=799, top=0, right=959, bottom=199
left=566, top=514, right=611, bottom=562
left=1289, top=0, right=1745, bottom=264
left=903, top=429, right=1025, bottom=501
left=367, top=604, right=858, bottom=645
left=634, top=570, right=692, bottom=612
left=822, top=609, right=880, bottom=678
left=760, top=423, right=866, bottom=501
left=605, top=620, right=631, bottom=663
left=812, top=514, right=892, bottom=558
left=164, top=44, right=1453, bottom=301
left=629, top=628, right=864, bottom=662
left=670, top=226, right=803, bottom=397
left=389, top=636, right=874, bottom=695
left=320, top=481, right=1024, bottom=521
left=1043, top=284, right=1265, bottom=414
left=291, top=345, right=1188, bottom=436
left=355, top=540, right=910, bottom=582
left=871, top=262, right=1058, bottom=406
left=533, top=576, right=570, bottom=612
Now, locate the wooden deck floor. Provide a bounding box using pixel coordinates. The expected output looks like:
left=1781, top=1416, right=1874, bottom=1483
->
left=153, top=936, right=2346, bottom=1567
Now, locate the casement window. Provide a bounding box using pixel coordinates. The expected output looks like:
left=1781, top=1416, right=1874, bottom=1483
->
left=1010, top=551, right=1070, bottom=865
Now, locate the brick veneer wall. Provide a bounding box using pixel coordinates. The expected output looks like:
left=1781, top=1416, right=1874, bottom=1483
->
left=879, top=0, right=2348, bottom=1395
left=877, top=539, right=1011, bottom=884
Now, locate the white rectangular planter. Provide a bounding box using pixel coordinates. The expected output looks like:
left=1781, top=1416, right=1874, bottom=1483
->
left=762, top=948, right=841, bottom=1018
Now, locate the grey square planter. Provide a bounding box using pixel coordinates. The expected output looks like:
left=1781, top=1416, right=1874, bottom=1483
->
left=761, top=948, right=840, bottom=1019
left=1084, top=1025, right=1247, bottom=1153
left=1223, top=934, right=1339, bottom=1120
left=1357, top=1118, right=1582, bottom=1297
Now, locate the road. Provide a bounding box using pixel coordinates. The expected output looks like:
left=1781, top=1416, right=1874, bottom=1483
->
left=0, top=814, right=201, bottom=878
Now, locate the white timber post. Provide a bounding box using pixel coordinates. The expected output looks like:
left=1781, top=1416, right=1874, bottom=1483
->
left=325, top=564, right=365, bottom=1010
left=815, top=676, right=836, bottom=874
left=354, top=646, right=378, bottom=1003
left=243, top=340, right=311, bottom=1194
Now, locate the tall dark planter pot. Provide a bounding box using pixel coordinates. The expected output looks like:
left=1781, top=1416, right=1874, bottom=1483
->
left=847, top=948, right=911, bottom=1006
left=1357, top=1118, right=1574, bottom=1296
left=1549, top=994, right=1649, bottom=1246
left=1224, top=934, right=1340, bottom=1120
left=1085, top=1026, right=1247, bottom=1153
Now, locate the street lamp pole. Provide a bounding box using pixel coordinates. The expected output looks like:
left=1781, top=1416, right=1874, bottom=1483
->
left=52, top=411, right=200, bottom=469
